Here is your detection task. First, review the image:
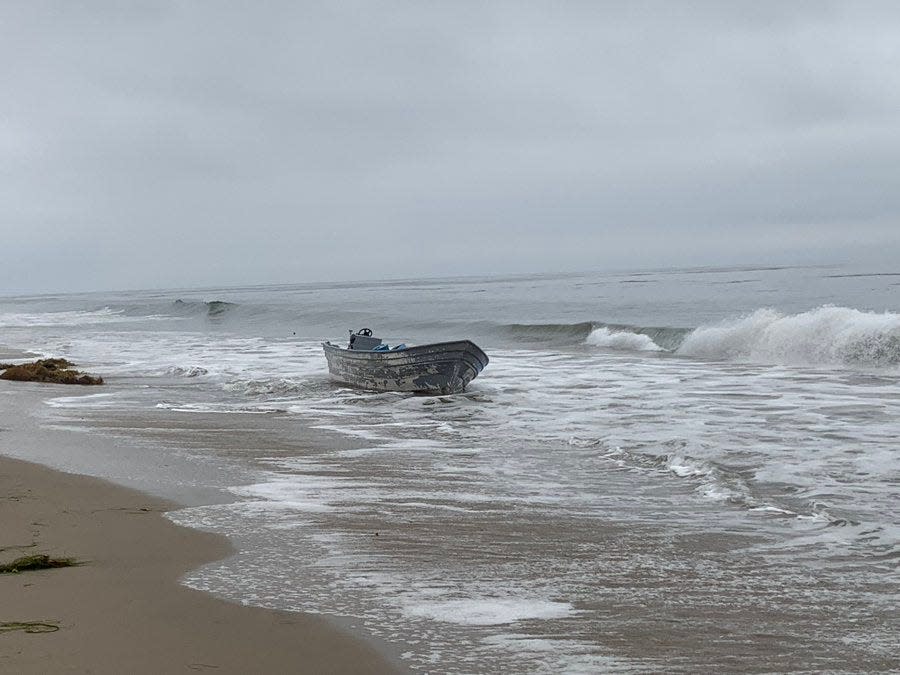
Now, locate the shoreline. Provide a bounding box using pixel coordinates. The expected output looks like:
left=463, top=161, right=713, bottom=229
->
left=0, top=383, right=403, bottom=674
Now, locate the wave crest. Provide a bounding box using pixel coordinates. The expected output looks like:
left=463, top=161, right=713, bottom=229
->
left=677, top=307, right=900, bottom=367
left=585, top=327, right=663, bottom=352
left=172, top=299, right=237, bottom=317
left=499, top=321, right=686, bottom=351
left=499, top=322, right=594, bottom=344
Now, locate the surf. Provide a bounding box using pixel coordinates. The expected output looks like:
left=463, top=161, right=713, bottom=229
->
left=677, top=306, right=900, bottom=368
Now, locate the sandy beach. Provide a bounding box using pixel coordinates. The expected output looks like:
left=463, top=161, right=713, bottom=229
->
left=0, top=381, right=401, bottom=674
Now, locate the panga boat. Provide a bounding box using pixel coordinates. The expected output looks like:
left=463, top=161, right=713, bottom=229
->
left=323, top=329, right=489, bottom=394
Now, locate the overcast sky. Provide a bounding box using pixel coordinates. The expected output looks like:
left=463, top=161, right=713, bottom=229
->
left=2, top=1, right=899, bottom=293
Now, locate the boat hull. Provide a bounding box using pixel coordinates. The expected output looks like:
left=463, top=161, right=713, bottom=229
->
left=322, top=340, right=488, bottom=394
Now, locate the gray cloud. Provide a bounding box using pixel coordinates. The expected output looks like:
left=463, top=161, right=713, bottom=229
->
left=2, top=1, right=899, bottom=292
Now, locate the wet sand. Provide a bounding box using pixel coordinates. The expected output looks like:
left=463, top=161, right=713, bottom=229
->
left=0, top=388, right=402, bottom=673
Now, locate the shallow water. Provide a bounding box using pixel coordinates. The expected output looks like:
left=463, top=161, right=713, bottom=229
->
left=2, top=264, right=898, bottom=672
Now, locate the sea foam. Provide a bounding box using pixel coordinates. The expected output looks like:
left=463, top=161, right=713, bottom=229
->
left=402, top=597, right=575, bottom=626
left=585, top=327, right=663, bottom=352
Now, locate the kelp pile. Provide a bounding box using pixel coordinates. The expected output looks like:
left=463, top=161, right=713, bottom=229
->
left=0, top=554, right=78, bottom=574
left=0, top=358, right=103, bottom=385
left=0, top=555, right=74, bottom=635
left=0, top=621, right=59, bottom=634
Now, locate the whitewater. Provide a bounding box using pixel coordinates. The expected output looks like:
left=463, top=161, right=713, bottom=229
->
left=1, top=264, right=898, bottom=673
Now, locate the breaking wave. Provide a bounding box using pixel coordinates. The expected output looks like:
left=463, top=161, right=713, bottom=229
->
left=499, top=321, right=687, bottom=350
left=677, top=306, right=900, bottom=368
left=566, top=306, right=900, bottom=368
left=585, top=327, right=663, bottom=352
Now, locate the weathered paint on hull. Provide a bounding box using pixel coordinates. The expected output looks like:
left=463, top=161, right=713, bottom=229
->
left=322, top=340, right=489, bottom=394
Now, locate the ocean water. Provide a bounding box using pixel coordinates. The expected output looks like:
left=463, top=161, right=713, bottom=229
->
left=1, top=264, right=899, bottom=673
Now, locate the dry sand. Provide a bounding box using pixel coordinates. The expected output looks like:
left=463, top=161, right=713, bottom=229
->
left=0, top=410, right=402, bottom=674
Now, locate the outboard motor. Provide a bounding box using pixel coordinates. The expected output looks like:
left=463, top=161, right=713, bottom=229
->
left=348, top=328, right=383, bottom=351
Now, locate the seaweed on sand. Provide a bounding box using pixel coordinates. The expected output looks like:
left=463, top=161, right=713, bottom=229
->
left=0, top=558, right=75, bottom=635
left=0, top=621, right=59, bottom=634
left=0, top=359, right=103, bottom=385
left=0, top=554, right=78, bottom=574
